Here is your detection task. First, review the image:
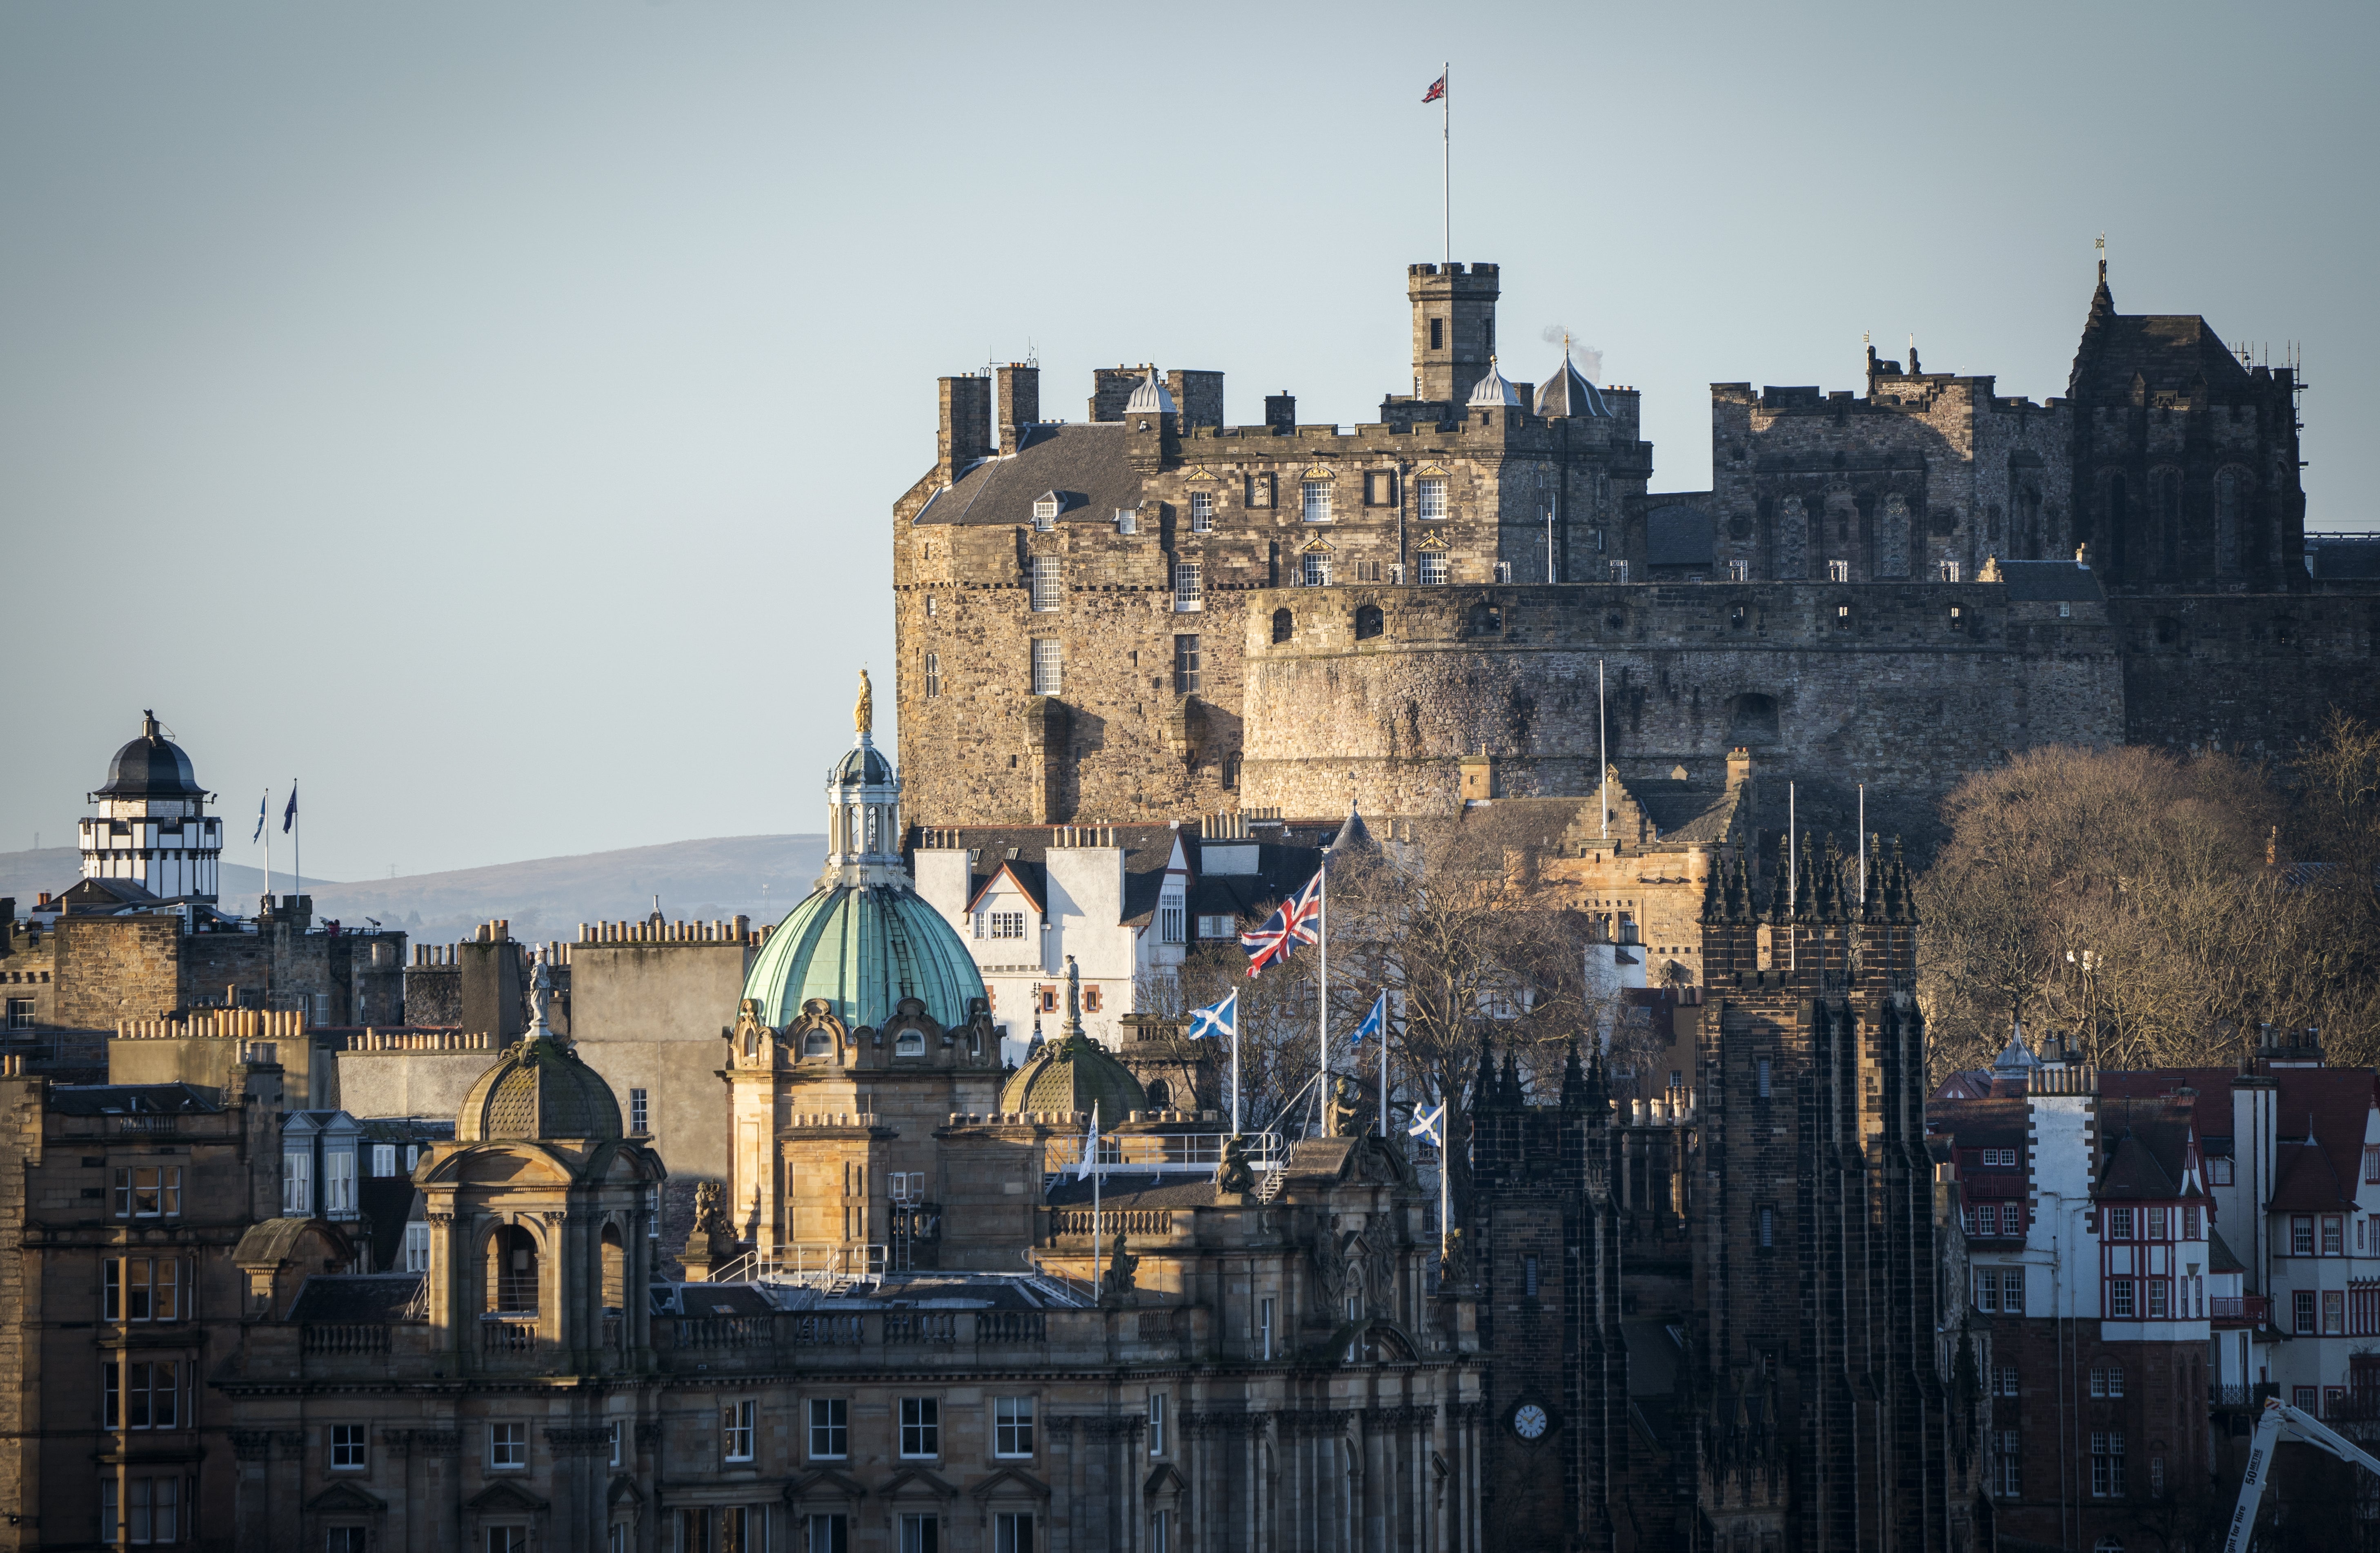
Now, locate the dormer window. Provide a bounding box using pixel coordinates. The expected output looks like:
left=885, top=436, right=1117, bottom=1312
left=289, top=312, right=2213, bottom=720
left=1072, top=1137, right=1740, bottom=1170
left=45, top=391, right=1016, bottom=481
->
left=1116, top=508, right=1138, bottom=535
left=803, top=1029, right=834, bottom=1058
left=1033, top=495, right=1059, bottom=531
left=895, top=1030, right=926, bottom=1057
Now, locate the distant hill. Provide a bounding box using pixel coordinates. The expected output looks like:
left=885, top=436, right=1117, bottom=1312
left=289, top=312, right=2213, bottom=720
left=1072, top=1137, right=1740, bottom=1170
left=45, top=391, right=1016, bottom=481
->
left=0, top=836, right=827, bottom=948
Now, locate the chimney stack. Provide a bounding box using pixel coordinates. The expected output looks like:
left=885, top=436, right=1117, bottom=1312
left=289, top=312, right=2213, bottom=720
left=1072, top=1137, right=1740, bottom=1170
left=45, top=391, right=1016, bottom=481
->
left=1264, top=392, right=1297, bottom=432
left=996, top=364, right=1039, bottom=456
left=937, top=374, right=993, bottom=484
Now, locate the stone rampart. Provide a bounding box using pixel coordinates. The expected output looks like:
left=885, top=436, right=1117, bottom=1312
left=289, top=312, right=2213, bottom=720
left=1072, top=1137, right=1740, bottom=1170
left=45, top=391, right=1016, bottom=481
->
left=1237, top=581, right=2127, bottom=843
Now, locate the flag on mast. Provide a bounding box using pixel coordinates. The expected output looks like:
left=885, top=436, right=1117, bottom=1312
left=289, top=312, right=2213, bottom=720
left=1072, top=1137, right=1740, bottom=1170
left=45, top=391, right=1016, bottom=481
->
left=1409, top=1101, right=1445, bottom=1149
left=1351, top=992, right=1389, bottom=1045
left=282, top=784, right=298, bottom=833
left=253, top=793, right=267, bottom=842
left=1239, top=869, right=1323, bottom=978
left=1421, top=72, right=1446, bottom=103
left=1076, top=1101, right=1100, bottom=1181
left=1186, top=992, right=1236, bottom=1042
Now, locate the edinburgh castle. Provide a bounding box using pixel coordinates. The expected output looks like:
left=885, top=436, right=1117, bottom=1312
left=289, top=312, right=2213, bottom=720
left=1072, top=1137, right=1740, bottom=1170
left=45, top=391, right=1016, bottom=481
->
left=892, top=258, right=2378, bottom=849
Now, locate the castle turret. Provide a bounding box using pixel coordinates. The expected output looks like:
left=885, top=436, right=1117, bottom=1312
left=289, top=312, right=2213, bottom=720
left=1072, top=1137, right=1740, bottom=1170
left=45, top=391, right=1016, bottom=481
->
left=1408, top=261, right=1500, bottom=405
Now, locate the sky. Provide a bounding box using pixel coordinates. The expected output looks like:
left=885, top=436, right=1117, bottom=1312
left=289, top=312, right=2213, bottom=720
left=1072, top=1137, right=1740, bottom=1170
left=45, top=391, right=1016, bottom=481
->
left=3, top=2, right=2372, bottom=884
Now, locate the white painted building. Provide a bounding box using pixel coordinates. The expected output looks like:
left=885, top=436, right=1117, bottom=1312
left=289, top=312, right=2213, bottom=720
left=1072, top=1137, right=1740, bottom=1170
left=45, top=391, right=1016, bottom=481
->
left=79, top=711, right=222, bottom=902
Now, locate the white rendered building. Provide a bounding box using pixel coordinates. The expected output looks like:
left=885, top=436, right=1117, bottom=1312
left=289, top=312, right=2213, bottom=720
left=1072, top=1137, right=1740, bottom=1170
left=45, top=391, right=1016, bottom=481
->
left=78, top=710, right=222, bottom=902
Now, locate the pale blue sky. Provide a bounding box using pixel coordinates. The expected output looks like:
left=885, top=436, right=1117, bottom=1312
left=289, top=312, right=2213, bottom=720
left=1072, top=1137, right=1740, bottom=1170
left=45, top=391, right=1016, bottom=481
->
left=4, top=2, right=2371, bottom=883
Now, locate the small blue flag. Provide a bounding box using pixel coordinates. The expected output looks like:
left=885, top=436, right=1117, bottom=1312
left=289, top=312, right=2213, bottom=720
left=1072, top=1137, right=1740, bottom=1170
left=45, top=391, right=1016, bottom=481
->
left=282, top=782, right=299, bottom=835
left=1186, top=992, right=1236, bottom=1043
left=1352, top=992, right=1389, bottom=1044
left=253, top=791, right=267, bottom=843
left=1409, top=1100, right=1445, bottom=1150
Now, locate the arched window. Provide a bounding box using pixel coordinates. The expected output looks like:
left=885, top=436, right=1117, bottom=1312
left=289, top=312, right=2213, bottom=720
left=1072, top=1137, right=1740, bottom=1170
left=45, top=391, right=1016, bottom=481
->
left=894, top=1029, right=926, bottom=1057
left=1354, top=604, right=1384, bottom=641
left=1271, top=608, right=1294, bottom=644
left=489, top=1225, right=540, bottom=1314
left=1726, top=694, right=1779, bottom=745
left=803, top=1028, right=834, bottom=1059
left=1146, top=1078, right=1171, bottom=1110
left=2215, top=468, right=2246, bottom=576
left=600, top=1223, right=626, bottom=1312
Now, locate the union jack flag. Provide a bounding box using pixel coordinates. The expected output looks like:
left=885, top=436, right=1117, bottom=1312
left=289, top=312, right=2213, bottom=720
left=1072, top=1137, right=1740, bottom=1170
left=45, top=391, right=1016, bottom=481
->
left=1240, top=867, right=1323, bottom=978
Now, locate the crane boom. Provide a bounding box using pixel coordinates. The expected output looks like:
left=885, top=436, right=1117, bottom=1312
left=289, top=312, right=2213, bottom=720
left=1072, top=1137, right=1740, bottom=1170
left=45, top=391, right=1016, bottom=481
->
left=2224, top=1397, right=2380, bottom=1553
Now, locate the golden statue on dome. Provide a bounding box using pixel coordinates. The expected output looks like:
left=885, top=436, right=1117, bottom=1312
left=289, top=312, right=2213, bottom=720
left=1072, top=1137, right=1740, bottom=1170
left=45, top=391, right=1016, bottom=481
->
left=854, top=668, right=873, bottom=736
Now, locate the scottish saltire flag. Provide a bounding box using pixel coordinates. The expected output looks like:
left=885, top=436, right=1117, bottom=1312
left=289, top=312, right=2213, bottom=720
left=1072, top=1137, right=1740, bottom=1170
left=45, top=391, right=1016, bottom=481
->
left=253, top=792, right=268, bottom=842
left=282, top=782, right=299, bottom=834
left=1076, top=1101, right=1100, bottom=1181
left=1421, top=73, right=1446, bottom=104
left=1240, top=869, right=1323, bottom=978
left=1187, top=992, right=1236, bottom=1042
left=1410, top=1100, right=1445, bottom=1150
left=1352, top=992, right=1389, bottom=1044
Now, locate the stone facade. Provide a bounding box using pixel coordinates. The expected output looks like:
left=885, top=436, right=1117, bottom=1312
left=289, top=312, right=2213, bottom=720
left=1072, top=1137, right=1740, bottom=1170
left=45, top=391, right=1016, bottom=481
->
left=1462, top=848, right=1986, bottom=1550
left=0, top=1046, right=318, bottom=1553
left=890, top=258, right=2373, bottom=840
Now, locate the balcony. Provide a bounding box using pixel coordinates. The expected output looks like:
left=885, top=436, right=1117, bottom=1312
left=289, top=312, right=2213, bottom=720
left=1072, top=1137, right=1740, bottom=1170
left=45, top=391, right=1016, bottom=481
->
left=481, top=1314, right=536, bottom=1354
left=652, top=1305, right=1190, bottom=1375
left=2210, top=1295, right=2270, bottom=1329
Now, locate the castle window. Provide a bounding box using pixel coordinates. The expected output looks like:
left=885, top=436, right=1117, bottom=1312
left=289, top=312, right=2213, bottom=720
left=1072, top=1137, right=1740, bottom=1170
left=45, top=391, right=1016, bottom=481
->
left=1495, top=561, right=1514, bottom=583
left=1172, top=635, right=1201, bottom=693
left=1366, top=471, right=1395, bottom=506
left=1223, top=753, right=1241, bottom=790
left=925, top=594, right=936, bottom=617
left=1302, top=480, right=1333, bottom=524
left=1116, top=508, right=1138, bottom=535
left=1355, top=559, right=1381, bottom=582
left=1301, top=553, right=1332, bottom=587
left=1417, top=553, right=1448, bottom=586
left=1939, top=557, right=1961, bottom=582
left=1758, top=1205, right=1775, bottom=1249
left=1355, top=604, right=1385, bottom=640
left=1828, top=559, right=1851, bottom=583
left=630, top=1088, right=649, bottom=1133
left=1172, top=563, right=1203, bottom=612
left=1030, top=556, right=1061, bottom=613
left=1948, top=605, right=1965, bottom=632
left=923, top=651, right=942, bottom=699
left=1728, top=605, right=1747, bottom=631
left=1272, top=607, right=1293, bottom=643
left=1429, top=317, right=1444, bottom=351
left=1605, top=560, right=1626, bottom=584
left=1523, top=1255, right=1540, bottom=1297
left=1728, top=559, right=1749, bottom=582
left=1190, top=490, right=1214, bottom=532
left=1756, top=1057, right=1772, bottom=1098
left=1835, top=603, right=1853, bottom=630
left=1033, top=497, right=1058, bottom=531
left=1416, top=477, right=1447, bottom=521
left=1030, top=638, right=1062, bottom=695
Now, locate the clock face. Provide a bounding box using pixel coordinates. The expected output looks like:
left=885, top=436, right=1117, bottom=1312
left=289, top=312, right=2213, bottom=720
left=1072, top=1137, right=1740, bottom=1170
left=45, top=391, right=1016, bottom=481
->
left=1513, top=1404, right=1549, bottom=1441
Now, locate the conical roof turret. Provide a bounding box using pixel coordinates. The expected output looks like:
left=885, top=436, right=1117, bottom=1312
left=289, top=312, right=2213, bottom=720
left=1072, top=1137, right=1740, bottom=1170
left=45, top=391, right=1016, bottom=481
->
left=1467, top=356, right=1523, bottom=409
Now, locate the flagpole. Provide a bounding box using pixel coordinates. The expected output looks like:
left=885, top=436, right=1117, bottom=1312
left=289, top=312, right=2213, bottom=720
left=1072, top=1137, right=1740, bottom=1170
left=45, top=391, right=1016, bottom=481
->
left=1316, top=862, right=1329, bottom=1138
left=1858, top=784, right=1867, bottom=907
left=1788, top=783, right=1797, bottom=972
left=1231, top=1010, right=1242, bottom=1137
left=261, top=790, right=273, bottom=907
left=1439, top=1096, right=1451, bottom=1266
left=1598, top=660, right=1608, bottom=839
left=1379, top=998, right=1389, bottom=1139
left=1441, top=60, right=1450, bottom=268
left=291, top=780, right=301, bottom=907
left=1091, top=1100, right=1102, bottom=1294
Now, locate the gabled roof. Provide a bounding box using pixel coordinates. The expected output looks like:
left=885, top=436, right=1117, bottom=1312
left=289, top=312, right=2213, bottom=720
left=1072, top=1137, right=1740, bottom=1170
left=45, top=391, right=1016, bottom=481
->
left=916, top=424, right=1138, bottom=528
left=2271, top=1137, right=2357, bottom=1212
left=2069, top=280, right=2261, bottom=402
left=965, top=859, right=1047, bottom=918
left=2097, top=1130, right=2184, bottom=1201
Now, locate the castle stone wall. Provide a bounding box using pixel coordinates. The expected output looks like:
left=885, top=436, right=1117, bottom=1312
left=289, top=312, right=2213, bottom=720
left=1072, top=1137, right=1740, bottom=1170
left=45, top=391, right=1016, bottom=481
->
left=1237, top=582, right=2127, bottom=843
left=2110, top=593, right=2380, bottom=751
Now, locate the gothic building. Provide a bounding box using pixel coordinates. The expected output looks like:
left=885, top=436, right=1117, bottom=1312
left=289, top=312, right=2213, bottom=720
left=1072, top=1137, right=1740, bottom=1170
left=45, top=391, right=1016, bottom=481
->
left=1464, top=843, right=1984, bottom=1551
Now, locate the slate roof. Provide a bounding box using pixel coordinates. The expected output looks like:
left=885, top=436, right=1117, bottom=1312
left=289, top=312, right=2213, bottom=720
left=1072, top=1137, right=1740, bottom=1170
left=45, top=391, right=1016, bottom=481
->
left=2069, top=282, right=2260, bottom=400
left=929, top=827, right=1323, bottom=934
left=2208, top=1225, right=2248, bottom=1274
left=2270, top=1137, right=2357, bottom=1212
left=49, top=1083, right=220, bottom=1116
left=914, top=424, right=1140, bottom=528
left=286, top=1272, right=425, bottom=1324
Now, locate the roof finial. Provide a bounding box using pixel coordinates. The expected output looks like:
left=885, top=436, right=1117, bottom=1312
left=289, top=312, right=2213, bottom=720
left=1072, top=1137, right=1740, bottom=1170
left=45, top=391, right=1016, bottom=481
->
left=855, top=668, right=874, bottom=737
left=2096, top=231, right=2106, bottom=284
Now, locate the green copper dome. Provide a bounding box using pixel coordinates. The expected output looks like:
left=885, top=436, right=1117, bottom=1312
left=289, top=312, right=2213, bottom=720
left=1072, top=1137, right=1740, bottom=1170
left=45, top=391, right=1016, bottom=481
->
left=1000, top=1029, right=1148, bottom=1119
left=744, top=883, right=985, bottom=1032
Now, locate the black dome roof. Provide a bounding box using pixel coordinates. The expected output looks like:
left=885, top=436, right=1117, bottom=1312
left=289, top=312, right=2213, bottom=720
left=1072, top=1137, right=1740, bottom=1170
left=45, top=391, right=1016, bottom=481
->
left=833, top=743, right=894, bottom=785
left=95, top=711, right=207, bottom=800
